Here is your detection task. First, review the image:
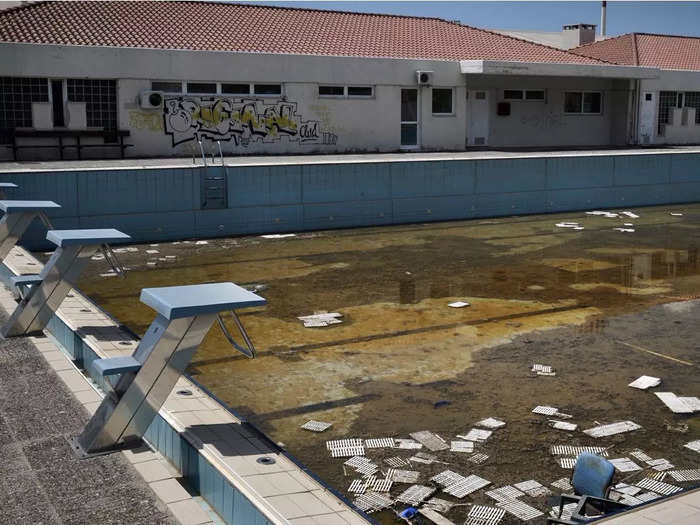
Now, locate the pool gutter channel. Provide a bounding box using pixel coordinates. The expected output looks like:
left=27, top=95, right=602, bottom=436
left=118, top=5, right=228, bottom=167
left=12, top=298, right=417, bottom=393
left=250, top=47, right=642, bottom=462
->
left=0, top=245, right=374, bottom=525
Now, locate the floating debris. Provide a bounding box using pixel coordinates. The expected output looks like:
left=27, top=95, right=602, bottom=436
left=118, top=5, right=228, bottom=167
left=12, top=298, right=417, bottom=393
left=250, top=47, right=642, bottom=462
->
left=145, top=249, right=159, bottom=254
left=353, top=491, right=393, bottom=513
left=514, top=480, right=551, bottom=497
left=410, top=430, right=449, bottom=451
left=459, top=428, right=492, bottom=442
left=409, top=452, right=438, bottom=465
left=424, top=497, right=455, bottom=513
left=395, top=438, right=422, bottom=450
left=468, top=453, right=490, bottom=465
left=195, top=240, right=208, bottom=245
left=550, top=445, right=608, bottom=457
left=364, top=437, right=395, bottom=448
left=621, top=211, right=640, bottom=219
left=465, top=505, right=506, bottom=525
left=387, top=469, right=421, bottom=484
left=348, top=479, right=366, bottom=494
left=646, top=458, right=674, bottom=471
left=654, top=392, right=698, bottom=414
left=635, top=478, right=682, bottom=496
left=550, top=478, right=574, bottom=492
left=485, top=485, right=525, bottom=502
left=395, top=485, right=435, bottom=505
left=668, top=469, right=700, bottom=482
left=648, top=471, right=667, bottom=481
left=586, top=211, right=619, bottom=218
left=91, top=254, right=105, bottom=261
left=448, top=301, right=470, bottom=308
left=684, top=440, right=700, bottom=453
left=583, top=420, right=641, bottom=438
left=670, top=212, right=683, bottom=217
left=371, top=478, right=393, bottom=492
left=345, top=456, right=373, bottom=469
left=146, top=261, right=157, bottom=266
left=431, top=470, right=465, bottom=487
left=99, top=272, right=117, bottom=277
left=613, top=483, right=642, bottom=496
left=476, top=417, right=506, bottom=429
left=531, top=364, right=556, bottom=376
left=443, top=474, right=490, bottom=498
left=609, top=458, right=642, bottom=472
left=679, top=396, right=700, bottom=411
left=384, top=456, right=409, bottom=468
left=548, top=420, right=577, bottom=431
left=298, top=311, right=343, bottom=328
left=260, top=233, right=297, bottom=239
left=496, top=499, right=543, bottom=521
left=558, top=457, right=577, bottom=469
left=301, top=420, right=332, bottom=432
left=628, top=375, right=661, bottom=390
left=613, top=227, right=635, bottom=233
left=326, top=438, right=364, bottom=457
left=532, top=406, right=558, bottom=416
left=629, top=449, right=653, bottom=462
left=550, top=502, right=578, bottom=521
left=450, top=441, right=474, bottom=453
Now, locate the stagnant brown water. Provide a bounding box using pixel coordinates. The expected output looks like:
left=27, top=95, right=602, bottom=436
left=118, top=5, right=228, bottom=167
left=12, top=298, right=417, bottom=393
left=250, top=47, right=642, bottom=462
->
left=77, top=204, right=700, bottom=524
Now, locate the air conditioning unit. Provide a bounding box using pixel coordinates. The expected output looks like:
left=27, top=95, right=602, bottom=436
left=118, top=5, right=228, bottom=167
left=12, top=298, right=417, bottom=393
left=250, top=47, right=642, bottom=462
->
left=416, top=71, right=434, bottom=85
left=140, top=90, right=164, bottom=109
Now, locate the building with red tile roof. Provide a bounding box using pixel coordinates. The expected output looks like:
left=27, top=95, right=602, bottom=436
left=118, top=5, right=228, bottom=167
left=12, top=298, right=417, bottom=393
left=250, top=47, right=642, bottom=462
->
left=0, top=1, right=698, bottom=159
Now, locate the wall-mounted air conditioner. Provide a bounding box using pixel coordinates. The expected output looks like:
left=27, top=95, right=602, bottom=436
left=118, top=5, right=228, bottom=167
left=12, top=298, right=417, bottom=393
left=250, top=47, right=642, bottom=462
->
left=140, top=91, right=164, bottom=109
left=416, top=71, right=434, bottom=85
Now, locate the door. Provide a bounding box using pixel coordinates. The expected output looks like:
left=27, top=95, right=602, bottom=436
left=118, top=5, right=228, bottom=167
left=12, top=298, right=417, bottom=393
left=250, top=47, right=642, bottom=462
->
left=51, top=79, right=65, bottom=127
left=638, top=92, right=656, bottom=144
left=466, top=90, right=489, bottom=146
left=400, top=89, right=419, bottom=148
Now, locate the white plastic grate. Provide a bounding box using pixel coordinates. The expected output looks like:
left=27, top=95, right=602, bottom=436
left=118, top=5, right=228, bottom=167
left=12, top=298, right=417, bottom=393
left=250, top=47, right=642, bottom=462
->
left=551, top=478, right=574, bottom=492
left=684, top=440, right=700, bottom=453
left=443, top=474, right=490, bottom=498
left=353, top=491, right=393, bottom=513
left=465, top=505, right=506, bottom=525
left=496, top=500, right=544, bottom=521
left=345, top=456, right=372, bottom=468
left=549, top=420, right=577, bottom=431
left=668, top=469, right=700, bottom=482
left=468, top=453, right=490, bottom=464
left=609, top=458, right=642, bottom=472
left=371, top=478, right=394, bottom=492
left=648, top=471, right=667, bottom=482
left=485, top=486, right=525, bottom=502
left=424, top=498, right=455, bottom=514
left=388, top=469, right=421, bottom=483
left=655, top=392, right=696, bottom=414
left=613, top=483, right=641, bottom=496
left=558, top=457, right=577, bottom=469
left=348, top=479, right=366, bottom=494
left=409, top=451, right=437, bottom=464
left=409, top=430, right=449, bottom=451
left=354, top=462, right=379, bottom=476
left=395, top=485, right=435, bottom=505
left=550, top=502, right=577, bottom=521
left=636, top=491, right=661, bottom=502
left=532, top=406, right=558, bottom=416
left=330, top=445, right=364, bottom=457
left=431, top=470, right=466, bottom=487
left=384, top=456, right=409, bottom=468
left=550, top=445, right=609, bottom=456
left=364, top=437, right=395, bottom=448
left=395, top=438, right=423, bottom=449
left=301, top=420, right=332, bottom=432
left=629, top=449, right=653, bottom=462
left=514, top=480, right=551, bottom=497
left=583, top=421, right=641, bottom=438
left=459, top=428, right=493, bottom=442
left=476, top=417, right=506, bottom=429
left=646, top=458, right=674, bottom=471
left=450, top=440, right=475, bottom=453
left=628, top=375, right=661, bottom=390
left=531, top=364, right=556, bottom=376
left=635, top=478, right=682, bottom=496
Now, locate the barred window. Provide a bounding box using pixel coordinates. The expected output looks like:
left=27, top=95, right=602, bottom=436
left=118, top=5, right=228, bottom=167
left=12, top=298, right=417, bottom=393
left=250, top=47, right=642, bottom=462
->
left=685, top=92, right=700, bottom=124
left=658, top=91, right=677, bottom=134
left=0, top=77, right=49, bottom=138
left=67, top=79, right=117, bottom=129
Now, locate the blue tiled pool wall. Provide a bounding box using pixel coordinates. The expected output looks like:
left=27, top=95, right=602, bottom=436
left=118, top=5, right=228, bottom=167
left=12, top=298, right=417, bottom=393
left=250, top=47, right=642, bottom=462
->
left=3, top=153, right=700, bottom=250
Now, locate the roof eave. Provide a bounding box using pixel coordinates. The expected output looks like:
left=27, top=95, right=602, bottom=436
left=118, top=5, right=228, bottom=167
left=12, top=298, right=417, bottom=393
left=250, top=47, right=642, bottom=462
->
left=460, top=59, right=660, bottom=79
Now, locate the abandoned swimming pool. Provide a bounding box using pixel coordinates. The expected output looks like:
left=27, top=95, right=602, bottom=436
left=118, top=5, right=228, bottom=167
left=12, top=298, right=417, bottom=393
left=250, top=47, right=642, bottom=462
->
left=76, top=204, right=700, bottom=523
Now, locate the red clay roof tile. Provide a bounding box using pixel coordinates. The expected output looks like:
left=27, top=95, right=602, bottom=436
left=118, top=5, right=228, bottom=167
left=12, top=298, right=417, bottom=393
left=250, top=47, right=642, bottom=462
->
left=0, top=1, right=605, bottom=64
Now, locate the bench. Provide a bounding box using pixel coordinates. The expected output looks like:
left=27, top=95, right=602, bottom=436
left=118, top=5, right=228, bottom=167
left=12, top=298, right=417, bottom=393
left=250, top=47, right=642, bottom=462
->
left=8, top=129, right=132, bottom=160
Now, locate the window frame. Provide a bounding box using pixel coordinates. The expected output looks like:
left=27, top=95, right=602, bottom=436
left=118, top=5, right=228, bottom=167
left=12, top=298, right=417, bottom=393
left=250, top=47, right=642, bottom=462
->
left=151, top=81, right=184, bottom=94
left=186, top=82, right=218, bottom=95
left=253, top=83, right=283, bottom=97
left=220, top=83, right=252, bottom=95
left=431, top=87, right=455, bottom=116
left=503, top=89, right=546, bottom=101
left=347, top=85, right=374, bottom=98
left=318, top=85, right=346, bottom=98
left=563, top=90, right=603, bottom=115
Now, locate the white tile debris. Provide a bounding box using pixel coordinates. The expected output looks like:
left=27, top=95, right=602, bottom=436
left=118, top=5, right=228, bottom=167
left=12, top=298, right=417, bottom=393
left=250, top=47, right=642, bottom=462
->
left=654, top=392, right=698, bottom=413
left=476, top=417, right=506, bottom=429
left=668, top=469, right=700, bottom=482
left=364, top=437, right=395, bottom=448
left=384, top=456, right=409, bottom=467
left=459, top=428, right=492, bottom=442
left=387, top=469, right=421, bottom=484
left=395, top=438, right=423, bottom=450
left=636, top=492, right=662, bottom=503
left=646, top=458, right=674, bottom=471
left=679, top=396, right=700, bottom=411
left=514, top=480, right=551, bottom=497
left=298, top=311, right=343, bottom=328
left=468, top=453, right=490, bottom=465
left=613, top=483, right=642, bottom=496
left=586, top=211, right=619, bottom=218
left=609, top=458, right=642, bottom=472
left=496, top=499, right=544, bottom=521
left=621, top=211, right=640, bottom=219
left=551, top=478, right=574, bottom=492
left=531, top=364, right=556, bottom=376
left=450, top=440, right=475, bottom=453
left=555, top=222, right=582, bottom=229
left=549, top=420, right=578, bottom=431
left=301, top=420, right=332, bottom=432
left=448, top=301, right=470, bottom=308
left=466, top=505, right=506, bottom=525
left=628, top=375, right=661, bottom=389
left=145, top=249, right=159, bottom=254
left=684, top=440, right=700, bottom=453
left=424, top=498, right=455, bottom=513
left=409, top=452, right=438, bottom=464
left=670, top=212, right=683, bottom=216
left=485, top=486, right=525, bottom=502
left=260, top=233, right=297, bottom=239
left=395, top=485, right=435, bottom=505
left=629, top=449, right=653, bottom=463
left=431, top=470, right=466, bottom=487
left=613, top=227, right=635, bottom=233
left=443, top=474, right=491, bottom=498
left=195, top=240, right=208, bottom=245
left=635, top=478, right=682, bottom=496
left=410, top=430, right=449, bottom=451
left=583, top=420, right=641, bottom=438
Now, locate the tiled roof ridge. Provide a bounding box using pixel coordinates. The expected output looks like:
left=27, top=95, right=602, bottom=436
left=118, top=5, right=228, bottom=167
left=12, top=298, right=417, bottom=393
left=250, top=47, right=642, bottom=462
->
left=571, top=32, right=633, bottom=52
left=631, top=33, right=639, bottom=66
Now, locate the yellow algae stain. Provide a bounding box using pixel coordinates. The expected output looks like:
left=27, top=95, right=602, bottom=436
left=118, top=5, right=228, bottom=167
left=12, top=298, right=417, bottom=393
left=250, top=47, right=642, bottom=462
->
left=570, top=281, right=672, bottom=295
left=540, top=258, right=620, bottom=272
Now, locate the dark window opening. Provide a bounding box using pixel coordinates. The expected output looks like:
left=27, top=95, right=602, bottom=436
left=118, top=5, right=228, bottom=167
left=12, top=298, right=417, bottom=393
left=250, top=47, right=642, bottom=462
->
left=525, top=90, right=545, bottom=100
left=348, top=86, right=373, bottom=97
left=0, top=77, right=49, bottom=141
left=221, top=83, right=250, bottom=95
left=187, top=82, right=217, bottom=94
left=684, top=92, right=700, bottom=124
left=564, top=92, right=583, bottom=113
left=658, top=91, right=677, bottom=134
left=319, top=85, right=344, bottom=96
left=432, top=88, right=453, bottom=114
left=151, top=81, right=182, bottom=93
left=51, top=80, right=65, bottom=127
left=504, top=90, right=523, bottom=100
left=253, top=84, right=282, bottom=95
left=67, top=79, right=117, bottom=131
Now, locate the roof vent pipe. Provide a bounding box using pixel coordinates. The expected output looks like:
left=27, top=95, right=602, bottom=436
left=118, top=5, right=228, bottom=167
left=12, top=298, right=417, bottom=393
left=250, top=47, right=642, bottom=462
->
left=600, top=1, right=607, bottom=37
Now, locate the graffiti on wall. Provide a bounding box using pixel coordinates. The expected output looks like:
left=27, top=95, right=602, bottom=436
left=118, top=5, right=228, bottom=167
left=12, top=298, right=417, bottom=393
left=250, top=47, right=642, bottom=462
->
left=520, top=112, right=566, bottom=130
left=163, top=96, right=338, bottom=147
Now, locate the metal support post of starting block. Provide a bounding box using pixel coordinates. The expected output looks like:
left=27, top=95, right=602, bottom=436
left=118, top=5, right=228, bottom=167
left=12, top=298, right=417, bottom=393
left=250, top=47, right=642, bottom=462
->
left=1, top=228, right=130, bottom=338
left=0, top=200, right=61, bottom=261
left=72, top=282, right=266, bottom=457
left=0, top=182, right=18, bottom=199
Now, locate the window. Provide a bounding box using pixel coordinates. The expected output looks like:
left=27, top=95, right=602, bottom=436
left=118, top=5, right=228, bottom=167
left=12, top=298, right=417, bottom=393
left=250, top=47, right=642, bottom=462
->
left=348, top=86, right=373, bottom=97
left=658, top=91, right=677, bottom=134
left=221, top=83, right=250, bottom=95
left=525, top=90, right=545, bottom=100
left=67, top=79, right=117, bottom=129
left=0, top=77, right=49, bottom=138
left=152, top=81, right=182, bottom=93
left=564, top=91, right=602, bottom=114
left=187, top=82, right=217, bottom=94
left=319, top=85, right=344, bottom=97
left=685, top=92, right=700, bottom=124
left=504, top=89, right=545, bottom=101
left=432, top=88, right=453, bottom=114
left=253, top=84, right=281, bottom=95
left=475, top=91, right=486, bottom=100
left=504, top=90, right=523, bottom=100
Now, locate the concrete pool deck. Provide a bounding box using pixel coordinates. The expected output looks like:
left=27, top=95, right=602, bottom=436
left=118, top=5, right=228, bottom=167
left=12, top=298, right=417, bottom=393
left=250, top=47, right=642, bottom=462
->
left=599, top=488, right=700, bottom=524
left=2, top=146, right=700, bottom=172
left=0, top=245, right=370, bottom=525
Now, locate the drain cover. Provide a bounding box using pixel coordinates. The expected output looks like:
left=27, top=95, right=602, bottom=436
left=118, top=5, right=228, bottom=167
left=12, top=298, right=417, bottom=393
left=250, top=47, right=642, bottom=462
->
left=256, top=456, right=276, bottom=465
